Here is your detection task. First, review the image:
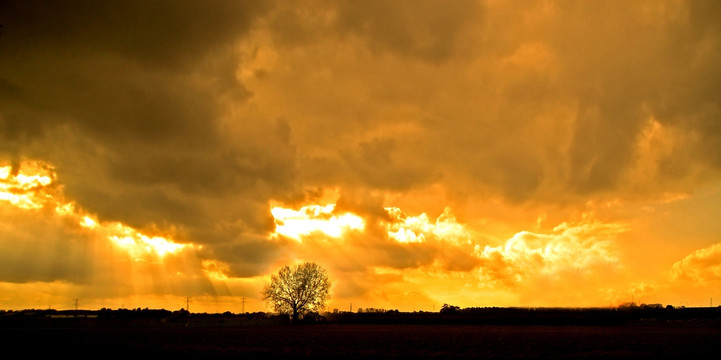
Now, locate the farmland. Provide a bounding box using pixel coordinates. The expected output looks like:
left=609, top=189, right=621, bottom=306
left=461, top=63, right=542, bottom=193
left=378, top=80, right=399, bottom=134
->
left=2, top=307, right=720, bottom=359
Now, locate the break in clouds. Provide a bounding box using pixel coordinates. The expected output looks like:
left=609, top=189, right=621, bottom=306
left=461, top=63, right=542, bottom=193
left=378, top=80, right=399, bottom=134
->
left=1, top=1, right=721, bottom=309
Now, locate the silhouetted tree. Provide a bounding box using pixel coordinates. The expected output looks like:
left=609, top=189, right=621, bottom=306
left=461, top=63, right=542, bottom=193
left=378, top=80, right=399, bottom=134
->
left=262, top=262, right=331, bottom=321
left=440, top=304, right=460, bottom=314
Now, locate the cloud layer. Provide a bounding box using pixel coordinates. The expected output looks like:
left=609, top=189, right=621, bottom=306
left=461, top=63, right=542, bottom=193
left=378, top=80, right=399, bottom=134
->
left=1, top=1, right=720, bottom=311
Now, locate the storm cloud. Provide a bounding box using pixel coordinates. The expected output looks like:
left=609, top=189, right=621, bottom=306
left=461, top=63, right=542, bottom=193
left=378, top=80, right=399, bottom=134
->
left=1, top=1, right=721, bottom=310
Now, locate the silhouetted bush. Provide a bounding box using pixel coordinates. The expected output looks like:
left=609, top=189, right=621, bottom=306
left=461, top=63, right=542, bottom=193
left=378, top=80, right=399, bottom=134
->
left=440, top=304, right=460, bottom=314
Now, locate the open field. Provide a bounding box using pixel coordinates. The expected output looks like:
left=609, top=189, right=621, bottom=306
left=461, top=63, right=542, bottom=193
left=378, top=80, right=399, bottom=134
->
left=2, top=320, right=720, bottom=359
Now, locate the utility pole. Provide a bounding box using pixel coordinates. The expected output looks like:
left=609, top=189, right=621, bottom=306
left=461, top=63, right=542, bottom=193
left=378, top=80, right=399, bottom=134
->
left=241, top=297, right=246, bottom=313
left=186, top=297, right=191, bottom=313
left=350, top=302, right=352, bottom=313
left=73, top=298, right=79, bottom=317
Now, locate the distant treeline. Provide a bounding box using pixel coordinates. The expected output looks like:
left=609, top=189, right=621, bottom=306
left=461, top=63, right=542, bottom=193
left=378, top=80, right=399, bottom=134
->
left=328, top=304, right=721, bottom=326
left=2, top=304, right=721, bottom=327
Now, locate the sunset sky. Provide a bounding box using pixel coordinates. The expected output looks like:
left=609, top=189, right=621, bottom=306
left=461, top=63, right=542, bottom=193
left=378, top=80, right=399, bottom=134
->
left=1, top=1, right=720, bottom=313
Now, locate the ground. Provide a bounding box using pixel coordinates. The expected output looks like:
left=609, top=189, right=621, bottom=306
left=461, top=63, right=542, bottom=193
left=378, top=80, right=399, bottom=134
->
left=2, top=321, right=719, bottom=359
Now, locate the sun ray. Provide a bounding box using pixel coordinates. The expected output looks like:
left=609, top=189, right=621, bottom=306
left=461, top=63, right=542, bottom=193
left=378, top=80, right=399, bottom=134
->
left=1, top=160, right=196, bottom=262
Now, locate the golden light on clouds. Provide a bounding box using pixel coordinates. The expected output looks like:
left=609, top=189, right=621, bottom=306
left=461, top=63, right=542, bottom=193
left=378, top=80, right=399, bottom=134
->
left=385, top=207, right=471, bottom=244
left=107, top=223, right=195, bottom=261
left=270, top=204, right=365, bottom=240
left=3, top=156, right=721, bottom=310
left=1, top=161, right=195, bottom=262
left=80, top=216, right=98, bottom=228
left=2, top=1, right=721, bottom=312
left=0, top=163, right=55, bottom=209
left=202, top=259, right=232, bottom=281
left=475, top=218, right=625, bottom=287
left=0, top=160, right=265, bottom=312
left=669, top=243, right=721, bottom=286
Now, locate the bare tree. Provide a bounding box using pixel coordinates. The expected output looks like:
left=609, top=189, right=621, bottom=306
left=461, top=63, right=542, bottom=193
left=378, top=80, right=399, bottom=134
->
left=262, top=262, right=331, bottom=321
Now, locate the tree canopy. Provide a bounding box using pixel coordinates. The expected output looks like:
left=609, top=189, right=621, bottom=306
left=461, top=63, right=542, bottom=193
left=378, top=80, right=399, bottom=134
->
left=262, top=262, right=331, bottom=321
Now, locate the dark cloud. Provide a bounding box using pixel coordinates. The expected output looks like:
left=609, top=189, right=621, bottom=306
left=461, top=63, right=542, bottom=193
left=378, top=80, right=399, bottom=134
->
left=552, top=1, right=721, bottom=194
left=265, top=0, right=484, bottom=63
left=0, top=0, right=265, bottom=148
left=0, top=0, right=302, bottom=259
left=406, top=0, right=721, bottom=202
left=0, top=0, right=268, bottom=68
left=5, top=0, right=720, bottom=214
left=340, top=137, right=441, bottom=191
left=334, top=0, right=484, bottom=63
left=2, top=0, right=721, bottom=307
left=214, top=235, right=288, bottom=278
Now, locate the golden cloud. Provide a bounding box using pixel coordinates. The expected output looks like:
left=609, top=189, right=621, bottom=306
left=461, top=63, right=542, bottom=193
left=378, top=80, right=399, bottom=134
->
left=476, top=218, right=627, bottom=287
left=669, top=242, right=721, bottom=286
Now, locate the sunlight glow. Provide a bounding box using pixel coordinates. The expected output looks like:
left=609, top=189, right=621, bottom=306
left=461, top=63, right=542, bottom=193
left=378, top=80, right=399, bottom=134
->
left=1, top=161, right=195, bottom=261
left=0, top=163, right=55, bottom=209
left=474, top=219, right=626, bottom=283
left=270, top=204, right=365, bottom=240
left=81, top=216, right=98, bottom=228
left=107, top=222, right=192, bottom=260
left=384, top=207, right=471, bottom=244
left=202, top=260, right=231, bottom=280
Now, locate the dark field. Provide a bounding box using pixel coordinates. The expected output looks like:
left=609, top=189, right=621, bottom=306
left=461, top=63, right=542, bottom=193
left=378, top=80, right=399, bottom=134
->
left=3, top=307, right=721, bottom=359
left=2, top=321, right=720, bottom=359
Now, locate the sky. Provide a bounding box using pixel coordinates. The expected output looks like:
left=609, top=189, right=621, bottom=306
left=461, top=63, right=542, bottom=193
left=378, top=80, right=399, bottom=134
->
left=1, top=0, right=720, bottom=313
